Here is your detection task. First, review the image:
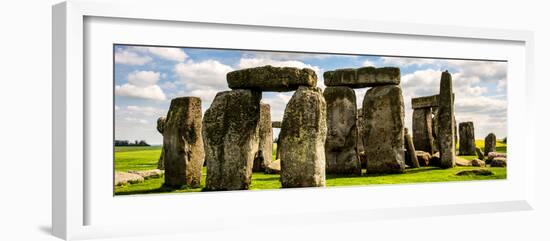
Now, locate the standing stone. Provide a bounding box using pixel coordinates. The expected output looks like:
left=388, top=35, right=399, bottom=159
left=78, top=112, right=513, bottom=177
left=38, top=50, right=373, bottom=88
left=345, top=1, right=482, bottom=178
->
left=412, top=108, right=434, bottom=154
left=458, top=122, right=476, bottom=156
left=156, top=117, right=166, bottom=170
left=203, top=90, right=261, bottom=191
left=253, top=103, right=273, bottom=172
left=362, top=85, right=406, bottom=174
left=432, top=107, right=440, bottom=153
left=162, top=97, right=205, bottom=188
left=484, top=133, right=497, bottom=156
left=324, top=86, right=361, bottom=175
left=438, top=71, right=455, bottom=168
left=357, top=108, right=367, bottom=169
left=476, top=147, right=485, bottom=161
left=280, top=86, right=327, bottom=188
left=404, top=128, right=420, bottom=168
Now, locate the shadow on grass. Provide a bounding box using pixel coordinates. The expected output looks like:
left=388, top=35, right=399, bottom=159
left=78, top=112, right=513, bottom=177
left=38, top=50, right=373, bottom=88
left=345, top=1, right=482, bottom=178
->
left=115, top=185, right=202, bottom=196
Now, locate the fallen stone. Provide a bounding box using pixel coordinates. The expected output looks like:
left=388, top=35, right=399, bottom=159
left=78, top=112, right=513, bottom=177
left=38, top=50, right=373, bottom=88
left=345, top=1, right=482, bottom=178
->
left=362, top=85, right=406, bottom=174
left=491, top=157, right=507, bottom=167
left=324, top=86, right=361, bottom=175
left=253, top=103, right=273, bottom=172
left=227, top=65, right=317, bottom=92
left=484, top=133, right=497, bottom=156
left=415, top=150, right=431, bottom=166
left=471, top=159, right=486, bottom=167
left=455, top=169, right=494, bottom=176
left=203, top=90, right=261, bottom=191
left=265, top=159, right=281, bottom=174
left=476, top=147, right=485, bottom=161
left=279, top=86, right=327, bottom=188
left=128, top=169, right=164, bottom=179
left=487, top=152, right=507, bottom=161
left=459, top=121, right=476, bottom=156
left=163, top=97, right=205, bottom=188
left=438, top=71, right=456, bottom=168
left=115, top=171, right=144, bottom=186
left=324, top=67, right=400, bottom=88
left=455, top=156, right=471, bottom=166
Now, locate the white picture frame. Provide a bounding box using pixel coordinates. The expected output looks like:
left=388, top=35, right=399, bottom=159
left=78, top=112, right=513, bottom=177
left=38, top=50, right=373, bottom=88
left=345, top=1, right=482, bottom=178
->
left=52, top=0, right=535, bottom=240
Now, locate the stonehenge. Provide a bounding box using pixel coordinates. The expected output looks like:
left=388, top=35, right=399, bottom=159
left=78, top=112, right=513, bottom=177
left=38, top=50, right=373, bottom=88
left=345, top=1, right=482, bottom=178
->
left=323, top=86, right=361, bottom=175
left=458, top=122, right=476, bottom=156
left=324, top=67, right=400, bottom=88
left=279, top=86, right=327, bottom=187
left=404, top=128, right=420, bottom=168
left=437, top=71, right=456, bottom=168
left=253, top=103, right=273, bottom=172
left=203, top=90, right=261, bottom=191
left=484, top=133, right=497, bottom=155
left=162, top=97, right=205, bottom=188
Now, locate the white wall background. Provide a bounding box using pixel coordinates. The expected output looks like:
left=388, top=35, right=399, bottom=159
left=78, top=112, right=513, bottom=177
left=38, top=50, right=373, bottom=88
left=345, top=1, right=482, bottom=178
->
left=0, top=0, right=548, bottom=240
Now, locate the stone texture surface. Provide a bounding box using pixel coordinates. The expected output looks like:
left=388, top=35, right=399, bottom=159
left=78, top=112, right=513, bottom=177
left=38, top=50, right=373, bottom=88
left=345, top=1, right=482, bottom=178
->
left=471, top=159, right=486, bottom=167
left=484, top=133, right=497, bottom=156
left=356, top=108, right=366, bottom=154
left=163, top=97, right=205, bottom=188
left=487, top=152, right=507, bottom=161
left=265, top=159, right=281, bottom=174
left=412, top=108, right=434, bottom=154
left=156, top=117, right=166, bottom=170
left=455, top=156, right=471, bottom=166
left=227, top=65, right=317, bottom=92
left=203, top=90, right=261, bottom=191
left=404, top=128, right=420, bottom=168
left=253, top=103, right=273, bottom=172
left=459, top=122, right=476, bottom=156
left=476, top=147, right=485, bottom=161
left=491, top=158, right=507, bottom=167
left=115, top=172, right=144, bottom=186
left=324, top=86, right=361, bottom=175
left=362, top=85, right=406, bottom=174
left=438, top=71, right=456, bottom=168
left=411, top=95, right=439, bottom=109
left=324, top=67, right=400, bottom=88
left=128, top=169, right=164, bottom=180
left=415, top=151, right=431, bottom=166
left=279, top=86, right=327, bottom=188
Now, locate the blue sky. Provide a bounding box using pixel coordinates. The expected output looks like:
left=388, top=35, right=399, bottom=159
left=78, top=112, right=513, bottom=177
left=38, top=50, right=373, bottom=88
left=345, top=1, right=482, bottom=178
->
left=114, top=45, right=507, bottom=145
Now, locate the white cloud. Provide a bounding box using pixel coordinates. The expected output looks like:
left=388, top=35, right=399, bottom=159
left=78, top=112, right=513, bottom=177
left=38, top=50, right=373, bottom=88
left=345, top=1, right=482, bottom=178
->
left=381, top=57, right=436, bottom=67
left=132, top=46, right=188, bottom=62
left=114, top=50, right=152, bottom=65
left=362, top=59, right=377, bottom=67
left=115, top=84, right=166, bottom=101
left=128, top=71, right=160, bottom=87
left=174, top=60, right=234, bottom=90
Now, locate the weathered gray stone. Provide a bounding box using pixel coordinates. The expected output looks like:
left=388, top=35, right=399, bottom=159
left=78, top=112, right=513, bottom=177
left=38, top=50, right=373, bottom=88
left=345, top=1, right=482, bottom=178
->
left=455, top=169, right=494, bottom=176
left=459, top=122, right=476, bottom=156
left=227, top=65, right=317, bottom=92
left=163, top=97, right=205, bottom=188
left=484, top=133, right=497, bottom=156
left=491, top=157, right=507, bottom=167
left=324, top=86, right=361, bottom=175
left=362, top=85, right=406, bottom=174
left=471, top=159, right=486, bottom=167
left=253, top=103, right=273, bottom=172
left=272, top=121, right=282, bottom=128
left=356, top=108, right=365, bottom=154
left=128, top=169, right=164, bottom=180
left=412, top=108, right=434, bottom=154
left=411, top=95, right=439, bottom=109
left=265, top=159, right=281, bottom=174
left=324, top=67, right=400, bottom=88
left=156, top=117, right=166, bottom=170
left=487, top=152, right=506, bottom=161
left=438, top=71, right=456, bottom=168
left=280, top=86, right=327, bottom=188
left=415, top=150, right=431, bottom=166
left=203, top=90, right=261, bottom=191
left=115, top=171, right=144, bottom=186
left=404, top=128, right=420, bottom=168
left=432, top=107, right=440, bottom=153
left=455, top=156, right=471, bottom=166
left=476, top=147, right=485, bottom=161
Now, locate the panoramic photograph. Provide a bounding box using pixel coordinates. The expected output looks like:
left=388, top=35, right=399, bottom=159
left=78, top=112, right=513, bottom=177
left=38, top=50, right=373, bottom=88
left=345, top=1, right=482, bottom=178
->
left=113, top=44, right=508, bottom=195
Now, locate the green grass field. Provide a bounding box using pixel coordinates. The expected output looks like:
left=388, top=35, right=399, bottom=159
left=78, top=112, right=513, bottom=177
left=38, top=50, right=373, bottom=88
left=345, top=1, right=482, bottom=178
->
left=114, top=140, right=507, bottom=195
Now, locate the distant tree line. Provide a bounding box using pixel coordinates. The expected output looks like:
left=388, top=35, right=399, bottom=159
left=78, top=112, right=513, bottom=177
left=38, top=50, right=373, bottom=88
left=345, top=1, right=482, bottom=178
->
left=114, top=140, right=150, bottom=146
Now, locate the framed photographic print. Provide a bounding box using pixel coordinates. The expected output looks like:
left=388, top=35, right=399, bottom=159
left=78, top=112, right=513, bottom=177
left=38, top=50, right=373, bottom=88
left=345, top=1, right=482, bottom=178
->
left=53, top=0, right=535, bottom=240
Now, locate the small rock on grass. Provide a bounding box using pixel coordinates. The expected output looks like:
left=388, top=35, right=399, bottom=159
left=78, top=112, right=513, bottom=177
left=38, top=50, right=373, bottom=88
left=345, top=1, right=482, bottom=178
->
left=115, top=171, right=144, bottom=186
left=455, top=169, right=494, bottom=176
left=128, top=169, right=164, bottom=179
